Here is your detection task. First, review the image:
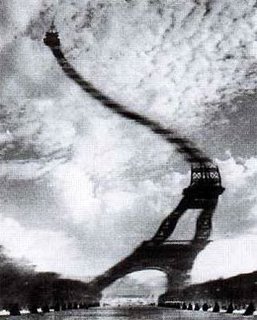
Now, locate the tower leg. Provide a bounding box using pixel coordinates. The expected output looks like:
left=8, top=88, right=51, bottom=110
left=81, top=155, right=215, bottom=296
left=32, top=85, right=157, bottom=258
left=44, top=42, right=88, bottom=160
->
left=158, top=271, right=189, bottom=306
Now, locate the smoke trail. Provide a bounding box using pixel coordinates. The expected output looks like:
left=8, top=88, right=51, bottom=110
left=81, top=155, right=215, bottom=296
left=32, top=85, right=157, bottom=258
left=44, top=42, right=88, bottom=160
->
left=44, top=34, right=210, bottom=164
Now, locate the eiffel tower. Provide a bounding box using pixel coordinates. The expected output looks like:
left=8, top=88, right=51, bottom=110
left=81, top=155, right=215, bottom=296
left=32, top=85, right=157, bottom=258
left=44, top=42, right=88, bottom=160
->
left=43, top=27, right=225, bottom=306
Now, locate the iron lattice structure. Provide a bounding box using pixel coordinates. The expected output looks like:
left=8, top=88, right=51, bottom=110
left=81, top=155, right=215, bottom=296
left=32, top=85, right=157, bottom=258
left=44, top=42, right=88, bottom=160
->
left=43, top=26, right=225, bottom=304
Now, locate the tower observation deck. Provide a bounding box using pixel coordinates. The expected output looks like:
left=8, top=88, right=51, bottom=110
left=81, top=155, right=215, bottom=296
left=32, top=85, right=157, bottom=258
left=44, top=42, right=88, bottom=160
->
left=43, top=25, right=225, bottom=306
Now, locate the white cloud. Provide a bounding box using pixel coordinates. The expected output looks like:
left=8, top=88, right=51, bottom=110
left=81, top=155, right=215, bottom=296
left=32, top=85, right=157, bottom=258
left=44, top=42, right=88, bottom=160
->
left=1, top=0, right=257, bottom=283
left=57, top=0, right=257, bottom=132
left=191, top=235, right=257, bottom=283
left=0, top=0, right=53, bottom=49
left=218, top=155, right=257, bottom=192
left=53, top=163, right=103, bottom=225
left=0, top=159, right=63, bottom=180
left=0, top=215, right=88, bottom=277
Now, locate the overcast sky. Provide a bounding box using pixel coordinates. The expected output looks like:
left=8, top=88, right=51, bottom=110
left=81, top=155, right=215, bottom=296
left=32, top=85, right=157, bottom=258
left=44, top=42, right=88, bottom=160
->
left=1, top=0, right=257, bottom=285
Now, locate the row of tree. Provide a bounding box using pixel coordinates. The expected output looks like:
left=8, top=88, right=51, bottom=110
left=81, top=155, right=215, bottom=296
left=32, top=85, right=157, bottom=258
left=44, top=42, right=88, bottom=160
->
left=0, top=247, right=99, bottom=315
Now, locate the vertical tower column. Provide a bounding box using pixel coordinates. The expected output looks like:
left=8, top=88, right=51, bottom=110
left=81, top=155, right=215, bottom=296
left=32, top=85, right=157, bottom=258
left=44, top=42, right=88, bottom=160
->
left=193, top=200, right=217, bottom=242
left=158, top=269, right=191, bottom=305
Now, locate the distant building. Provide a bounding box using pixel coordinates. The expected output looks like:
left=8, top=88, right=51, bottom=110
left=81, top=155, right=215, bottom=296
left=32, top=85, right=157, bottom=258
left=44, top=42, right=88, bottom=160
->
left=101, top=295, right=157, bottom=307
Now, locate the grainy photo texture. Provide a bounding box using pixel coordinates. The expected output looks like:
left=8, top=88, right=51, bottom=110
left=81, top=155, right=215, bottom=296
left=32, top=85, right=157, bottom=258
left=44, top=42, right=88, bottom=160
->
left=0, top=0, right=257, bottom=319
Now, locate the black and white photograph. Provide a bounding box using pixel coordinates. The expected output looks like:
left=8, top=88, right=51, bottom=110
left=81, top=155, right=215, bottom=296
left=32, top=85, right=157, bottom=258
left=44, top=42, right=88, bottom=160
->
left=0, top=0, right=257, bottom=318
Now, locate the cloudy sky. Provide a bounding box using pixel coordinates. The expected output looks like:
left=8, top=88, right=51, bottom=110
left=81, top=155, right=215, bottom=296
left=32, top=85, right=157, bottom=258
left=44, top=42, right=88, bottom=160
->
left=1, top=0, right=257, bottom=285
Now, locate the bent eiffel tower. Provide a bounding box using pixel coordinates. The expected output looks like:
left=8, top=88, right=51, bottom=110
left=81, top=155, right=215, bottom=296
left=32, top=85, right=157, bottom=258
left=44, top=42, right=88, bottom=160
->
left=43, top=26, right=225, bottom=305
left=85, top=163, right=224, bottom=305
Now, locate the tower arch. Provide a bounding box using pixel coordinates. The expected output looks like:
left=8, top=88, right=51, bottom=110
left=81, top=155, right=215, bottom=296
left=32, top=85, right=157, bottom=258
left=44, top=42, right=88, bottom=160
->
left=101, top=269, right=168, bottom=306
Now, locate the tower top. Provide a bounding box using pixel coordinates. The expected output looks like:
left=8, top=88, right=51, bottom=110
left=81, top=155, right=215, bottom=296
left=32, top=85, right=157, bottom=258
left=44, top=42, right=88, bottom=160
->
left=43, top=22, right=60, bottom=48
